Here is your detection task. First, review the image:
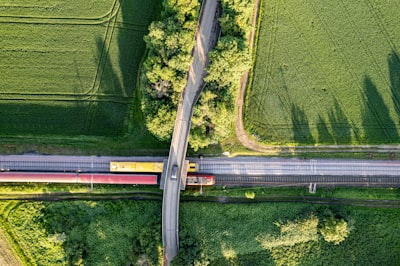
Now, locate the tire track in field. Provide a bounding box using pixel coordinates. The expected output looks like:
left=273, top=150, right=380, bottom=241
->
left=303, top=0, right=394, bottom=142
left=0, top=0, right=119, bottom=25
left=363, top=0, right=400, bottom=108
left=260, top=0, right=278, bottom=102
left=337, top=0, right=398, bottom=142
left=83, top=1, right=121, bottom=133
left=281, top=2, right=361, bottom=142
left=0, top=93, right=131, bottom=104
left=268, top=1, right=294, bottom=136
left=0, top=1, right=143, bottom=135
left=254, top=0, right=287, bottom=139
left=338, top=0, right=393, bottom=91
left=278, top=2, right=328, bottom=135
left=237, top=1, right=400, bottom=153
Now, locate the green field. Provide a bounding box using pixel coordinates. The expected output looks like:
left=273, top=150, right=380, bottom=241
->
left=0, top=0, right=161, bottom=137
left=245, top=0, right=400, bottom=145
left=179, top=202, right=400, bottom=265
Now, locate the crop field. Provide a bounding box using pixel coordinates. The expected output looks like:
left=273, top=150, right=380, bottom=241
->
left=0, top=0, right=161, bottom=137
left=245, top=0, right=400, bottom=145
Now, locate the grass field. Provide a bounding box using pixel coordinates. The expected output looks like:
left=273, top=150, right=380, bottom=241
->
left=180, top=202, right=400, bottom=265
left=0, top=0, right=161, bottom=138
left=245, top=0, right=400, bottom=145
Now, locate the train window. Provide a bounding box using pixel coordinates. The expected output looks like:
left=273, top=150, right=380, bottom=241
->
left=171, top=165, right=178, bottom=181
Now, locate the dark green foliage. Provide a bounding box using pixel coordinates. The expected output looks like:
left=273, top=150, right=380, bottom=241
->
left=142, top=0, right=253, bottom=150
left=141, top=0, right=199, bottom=141
left=1, top=200, right=162, bottom=266
left=171, top=228, right=202, bottom=265
left=190, top=0, right=253, bottom=151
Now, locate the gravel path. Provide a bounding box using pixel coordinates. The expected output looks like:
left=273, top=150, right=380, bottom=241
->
left=0, top=227, right=23, bottom=266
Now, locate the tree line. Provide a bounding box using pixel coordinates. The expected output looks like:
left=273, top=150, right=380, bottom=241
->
left=141, top=0, right=253, bottom=151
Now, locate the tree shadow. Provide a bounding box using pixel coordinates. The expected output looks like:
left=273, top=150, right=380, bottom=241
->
left=328, top=99, right=352, bottom=144
left=316, top=116, right=334, bottom=144
left=389, top=50, right=400, bottom=121
left=291, top=104, right=315, bottom=144
left=362, top=75, right=399, bottom=143
left=89, top=0, right=164, bottom=139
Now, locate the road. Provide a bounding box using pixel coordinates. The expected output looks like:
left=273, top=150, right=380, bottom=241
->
left=161, top=0, right=220, bottom=263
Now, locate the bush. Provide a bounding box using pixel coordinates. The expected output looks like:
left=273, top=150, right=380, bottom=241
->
left=257, top=214, right=319, bottom=249
left=245, top=191, right=256, bottom=199
left=319, top=216, right=351, bottom=245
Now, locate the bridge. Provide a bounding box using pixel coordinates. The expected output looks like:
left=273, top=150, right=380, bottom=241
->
left=159, top=0, right=220, bottom=263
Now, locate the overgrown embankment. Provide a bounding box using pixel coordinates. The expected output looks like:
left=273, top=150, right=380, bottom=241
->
left=141, top=0, right=254, bottom=151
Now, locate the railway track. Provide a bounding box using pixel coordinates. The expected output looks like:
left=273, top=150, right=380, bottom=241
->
left=1, top=155, right=400, bottom=187
left=215, top=175, right=400, bottom=187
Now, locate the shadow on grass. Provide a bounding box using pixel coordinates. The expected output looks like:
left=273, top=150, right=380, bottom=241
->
left=389, top=50, right=400, bottom=122
left=362, top=75, right=399, bottom=143
left=316, top=99, right=353, bottom=145
left=328, top=99, right=352, bottom=144
left=291, top=104, right=315, bottom=144
left=317, top=115, right=334, bottom=144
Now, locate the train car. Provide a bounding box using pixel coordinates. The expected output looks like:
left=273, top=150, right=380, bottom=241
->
left=0, top=172, right=158, bottom=185
left=186, top=174, right=215, bottom=186
left=78, top=173, right=157, bottom=185
left=110, top=162, right=198, bottom=173
left=110, top=162, right=164, bottom=173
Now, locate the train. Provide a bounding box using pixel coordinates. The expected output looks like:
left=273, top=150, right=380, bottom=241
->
left=0, top=172, right=215, bottom=186
left=110, top=161, right=198, bottom=173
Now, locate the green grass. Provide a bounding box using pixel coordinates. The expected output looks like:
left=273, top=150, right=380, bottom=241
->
left=0, top=0, right=167, bottom=154
left=179, top=202, right=400, bottom=265
left=245, top=0, right=400, bottom=145
left=185, top=186, right=400, bottom=200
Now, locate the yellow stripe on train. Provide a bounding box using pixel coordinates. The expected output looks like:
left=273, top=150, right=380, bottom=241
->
left=110, top=162, right=198, bottom=173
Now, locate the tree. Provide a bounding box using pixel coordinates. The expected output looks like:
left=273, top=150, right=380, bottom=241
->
left=319, top=216, right=351, bottom=245
left=205, top=36, right=251, bottom=88
left=219, top=0, right=254, bottom=37
left=257, top=215, right=319, bottom=249
left=146, top=106, right=177, bottom=141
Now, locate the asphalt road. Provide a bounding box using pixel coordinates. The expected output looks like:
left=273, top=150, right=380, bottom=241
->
left=161, top=0, right=220, bottom=263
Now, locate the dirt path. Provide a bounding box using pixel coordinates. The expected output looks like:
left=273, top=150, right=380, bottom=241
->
left=0, top=227, right=23, bottom=266
left=234, top=1, right=400, bottom=156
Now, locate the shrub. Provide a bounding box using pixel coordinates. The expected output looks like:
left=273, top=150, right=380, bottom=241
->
left=319, top=216, right=351, bottom=245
